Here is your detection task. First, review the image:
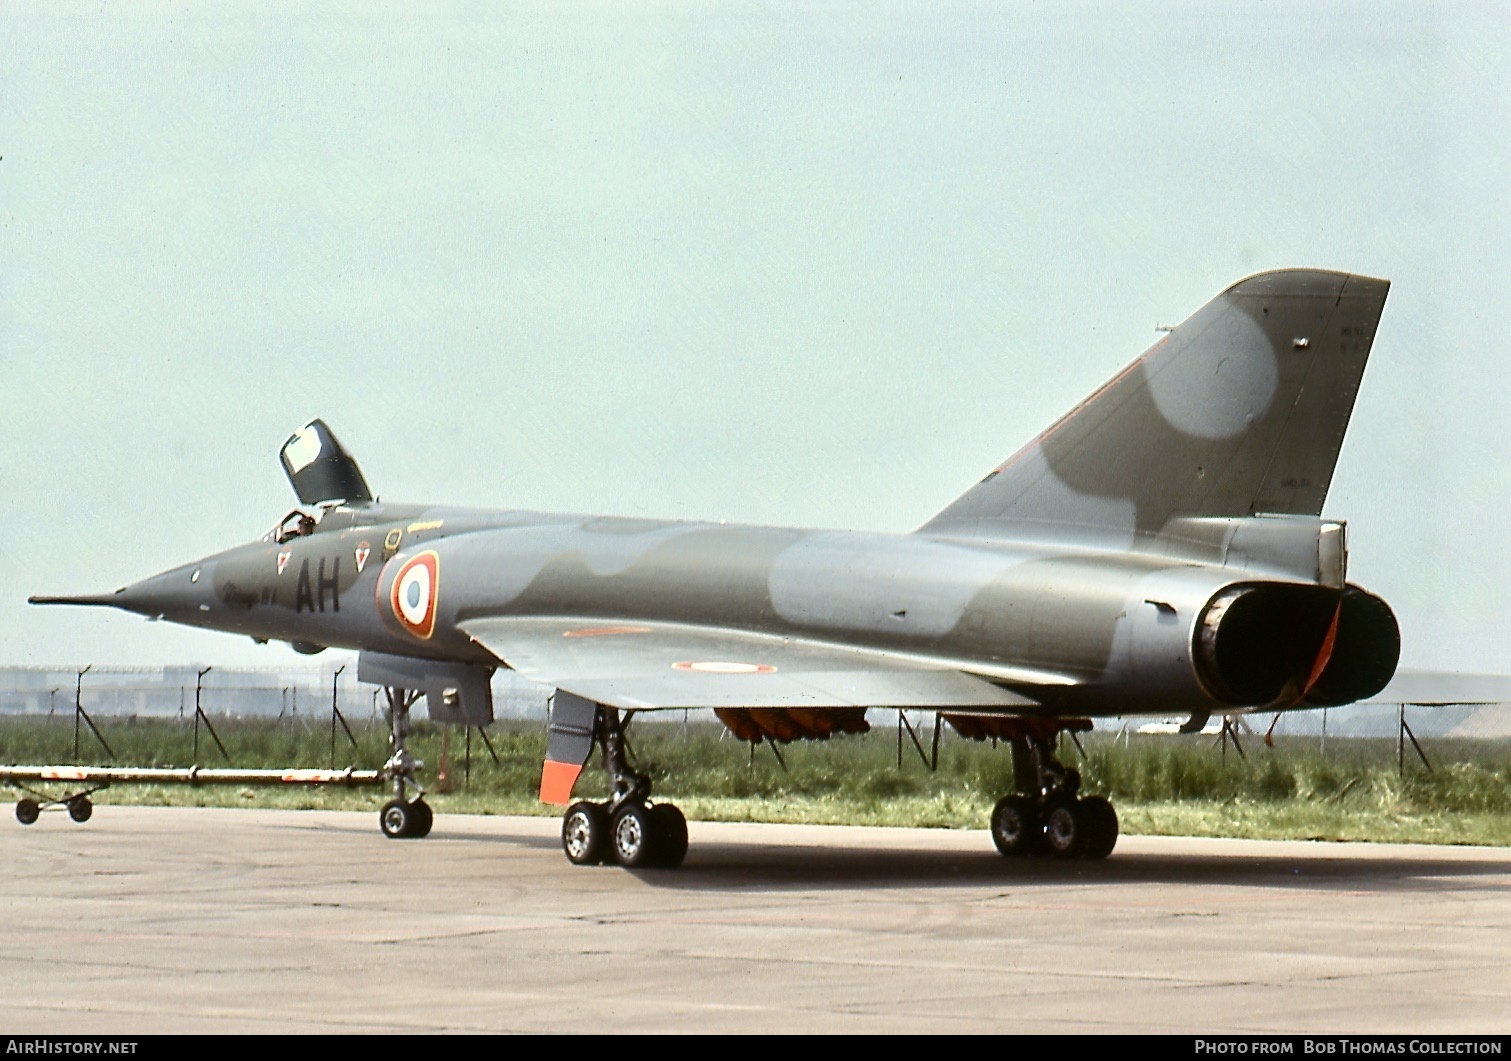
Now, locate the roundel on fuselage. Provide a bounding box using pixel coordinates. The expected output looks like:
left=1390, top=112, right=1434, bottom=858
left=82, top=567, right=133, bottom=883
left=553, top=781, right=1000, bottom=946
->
left=390, top=551, right=440, bottom=639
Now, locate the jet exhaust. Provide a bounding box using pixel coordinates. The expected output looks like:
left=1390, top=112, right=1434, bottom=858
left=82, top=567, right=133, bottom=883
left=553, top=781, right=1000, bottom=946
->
left=1302, top=586, right=1401, bottom=706
left=1195, top=583, right=1399, bottom=708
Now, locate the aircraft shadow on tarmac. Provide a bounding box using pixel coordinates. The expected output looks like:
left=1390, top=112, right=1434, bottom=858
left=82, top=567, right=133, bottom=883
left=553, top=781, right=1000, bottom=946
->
left=446, top=825, right=1511, bottom=894
left=641, top=847, right=1511, bottom=894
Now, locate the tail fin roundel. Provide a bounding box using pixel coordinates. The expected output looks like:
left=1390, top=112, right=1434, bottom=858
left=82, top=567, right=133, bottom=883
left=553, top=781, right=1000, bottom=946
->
left=918, top=269, right=1390, bottom=541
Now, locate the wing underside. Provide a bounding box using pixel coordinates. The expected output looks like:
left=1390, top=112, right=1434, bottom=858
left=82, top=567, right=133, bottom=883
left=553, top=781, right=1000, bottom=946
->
left=460, top=616, right=1046, bottom=711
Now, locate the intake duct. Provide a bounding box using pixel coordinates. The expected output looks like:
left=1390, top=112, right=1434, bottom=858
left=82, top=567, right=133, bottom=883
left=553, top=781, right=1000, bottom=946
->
left=1195, top=582, right=1397, bottom=708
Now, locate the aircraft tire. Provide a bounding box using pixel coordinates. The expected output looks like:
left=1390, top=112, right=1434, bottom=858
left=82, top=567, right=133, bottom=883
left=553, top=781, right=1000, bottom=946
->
left=67, top=797, right=93, bottom=823
left=15, top=798, right=40, bottom=826
left=562, top=801, right=610, bottom=866
left=610, top=801, right=656, bottom=869
left=380, top=799, right=423, bottom=839
left=409, top=799, right=433, bottom=838
left=990, top=795, right=1040, bottom=857
left=1078, top=796, right=1118, bottom=860
left=1044, top=800, right=1089, bottom=859
left=648, top=803, right=689, bottom=869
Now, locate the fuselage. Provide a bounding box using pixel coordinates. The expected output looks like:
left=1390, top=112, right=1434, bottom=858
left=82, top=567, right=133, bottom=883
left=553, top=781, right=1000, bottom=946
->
left=100, top=500, right=1393, bottom=718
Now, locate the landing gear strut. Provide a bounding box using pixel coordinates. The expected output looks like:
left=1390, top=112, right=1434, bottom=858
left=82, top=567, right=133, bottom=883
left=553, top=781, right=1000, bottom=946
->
left=988, top=723, right=1118, bottom=860
left=379, top=687, right=432, bottom=839
left=560, top=707, right=687, bottom=869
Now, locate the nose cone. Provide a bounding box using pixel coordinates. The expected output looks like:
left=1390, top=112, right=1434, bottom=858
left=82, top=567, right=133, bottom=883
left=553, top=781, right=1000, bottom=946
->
left=31, top=561, right=217, bottom=621
left=116, top=562, right=219, bottom=619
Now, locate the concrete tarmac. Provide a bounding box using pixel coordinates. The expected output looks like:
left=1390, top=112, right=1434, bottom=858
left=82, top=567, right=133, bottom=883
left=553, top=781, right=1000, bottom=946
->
left=1, top=805, right=1508, bottom=1035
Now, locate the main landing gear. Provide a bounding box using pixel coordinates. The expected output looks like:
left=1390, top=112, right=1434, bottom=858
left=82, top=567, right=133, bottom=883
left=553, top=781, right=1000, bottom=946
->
left=987, top=721, right=1118, bottom=861
left=561, top=708, right=688, bottom=869
left=378, top=687, right=433, bottom=839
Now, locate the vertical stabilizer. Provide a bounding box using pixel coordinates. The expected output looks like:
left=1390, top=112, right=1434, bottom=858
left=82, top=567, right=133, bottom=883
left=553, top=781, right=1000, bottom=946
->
left=918, top=269, right=1389, bottom=541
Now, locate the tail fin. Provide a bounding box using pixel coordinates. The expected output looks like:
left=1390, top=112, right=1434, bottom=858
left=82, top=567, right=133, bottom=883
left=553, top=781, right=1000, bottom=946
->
left=918, top=269, right=1390, bottom=541
left=279, top=420, right=374, bottom=506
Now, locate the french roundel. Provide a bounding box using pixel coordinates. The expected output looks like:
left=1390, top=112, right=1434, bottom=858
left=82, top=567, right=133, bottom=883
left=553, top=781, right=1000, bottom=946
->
left=390, top=551, right=440, bottom=639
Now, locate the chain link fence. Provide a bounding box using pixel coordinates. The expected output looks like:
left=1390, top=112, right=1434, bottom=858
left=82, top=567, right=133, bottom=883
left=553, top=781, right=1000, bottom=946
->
left=3, top=664, right=1508, bottom=774
left=0, top=663, right=552, bottom=722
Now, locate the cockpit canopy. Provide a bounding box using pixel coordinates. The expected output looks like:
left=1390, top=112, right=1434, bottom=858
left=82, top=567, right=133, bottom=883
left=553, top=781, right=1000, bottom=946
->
left=266, top=508, right=318, bottom=544
left=280, top=419, right=373, bottom=507
left=265, top=420, right=375, bottom=544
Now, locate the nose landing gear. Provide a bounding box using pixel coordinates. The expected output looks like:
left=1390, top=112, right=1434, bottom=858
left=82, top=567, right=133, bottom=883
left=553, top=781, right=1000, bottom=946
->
left=378, top=687, right=432, bottom=839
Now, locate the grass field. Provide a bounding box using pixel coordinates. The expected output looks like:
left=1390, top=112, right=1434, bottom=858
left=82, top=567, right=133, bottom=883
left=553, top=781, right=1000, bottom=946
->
left=3, top=713, right=1509, bottom=846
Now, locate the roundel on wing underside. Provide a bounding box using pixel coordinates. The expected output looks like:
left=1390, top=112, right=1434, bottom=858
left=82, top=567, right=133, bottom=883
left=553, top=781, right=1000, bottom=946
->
left=390, top=551, right=440, bottom=639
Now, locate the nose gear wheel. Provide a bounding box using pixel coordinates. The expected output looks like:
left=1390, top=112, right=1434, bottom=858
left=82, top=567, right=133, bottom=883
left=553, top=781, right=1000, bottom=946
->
left=380, top=797, right=433, bottom=839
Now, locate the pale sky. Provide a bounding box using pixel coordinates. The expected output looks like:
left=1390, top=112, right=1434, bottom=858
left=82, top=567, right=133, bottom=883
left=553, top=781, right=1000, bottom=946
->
left=2, top=2, right=1508, bottom=673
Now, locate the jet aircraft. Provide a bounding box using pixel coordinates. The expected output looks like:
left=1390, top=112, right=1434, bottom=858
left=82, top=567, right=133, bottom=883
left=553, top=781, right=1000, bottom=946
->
left=31, top=268, right=1401, bottom=869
